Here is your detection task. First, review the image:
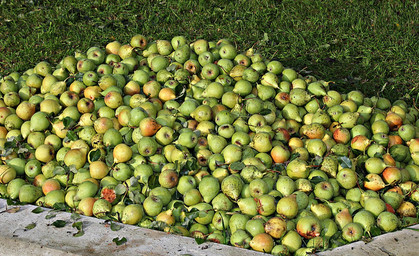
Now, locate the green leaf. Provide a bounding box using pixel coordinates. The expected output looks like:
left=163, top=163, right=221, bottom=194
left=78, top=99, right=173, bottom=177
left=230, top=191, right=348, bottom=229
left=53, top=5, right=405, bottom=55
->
left=310, top=176, right=326, bottom=184
left=288, top=152, right=301, bottom=162
left=193, top=129, right=201, bottom=137
left=106, top=152, right=114, bottom=166
left=259, top=108, right=272, bottom=116
left=66, top=130, right=78, bottom=141
left=173, top=206, right=183, bottom=222
left=195, top=237, right=206, bottom=245
left=338, top=156, right=352, bottom=169
left=129, top=176, right=139, bottom=187
left=53, top=166, right=67, bottom=175
left=115, top=184, right=127, bottom=195
left=63, top=117, right=76, bottom=129
left=6, top=199, right=24, bottom=206
left=31, top=207, right=44, bottom=214
left=110, top=222, right=122, bottom=231
left=312, top=155, right=323, bottom=166
left=72, top=221, right=83, bottom=229
left=65, top=76, right=75, bottom=86
left=75, top=72, right=84, bottom=81
left=370, top=225, right=382, bottom=237
left=53, top=202, right=67, bottom=211
left=119, top=127, right=131, bottom=136
left=71, top=213, right=81, bottom=221
left=215, top=161, right=227, bottom=168
left=52, top=220, right=67, bottom=228
left=45, top=212, right=57, bottom=219
left=181, top=208, right=200, bottom=228
left=229, top=162, right=245, bottom=172
left=69, top=165, right=78, bottom=174
left=88, top=149, right=101, bottom=162
left=73, top=230, right=85, bottom=237
left=25, top=223, right=36, bottom=230
left=113, top=237, right=127, bottom=246
left=72, top=221, right=84, bottom=237
left=128, top=191, right=142, bottom=204
left=147, top=174, right=159, bottom=189
left=149, top=221, right=169, bottom=231
left=166, top=64, right=177, bottom=72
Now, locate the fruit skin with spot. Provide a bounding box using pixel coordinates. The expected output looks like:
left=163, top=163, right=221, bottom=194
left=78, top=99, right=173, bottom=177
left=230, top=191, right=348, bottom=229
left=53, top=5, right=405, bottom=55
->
left=249, top=233, right=274, bottom=253
left=296, top=215, right=321, bottom=239
left=341, top=222, right=363, bottom=242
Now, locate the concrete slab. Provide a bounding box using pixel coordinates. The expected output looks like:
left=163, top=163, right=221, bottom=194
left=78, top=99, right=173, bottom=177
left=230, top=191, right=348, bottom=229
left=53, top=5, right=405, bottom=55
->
left=1, top=199, right=418, bottom=256
left=318, top=223, right=419, bottom=256
left=0, top=199, right=269, bottom=256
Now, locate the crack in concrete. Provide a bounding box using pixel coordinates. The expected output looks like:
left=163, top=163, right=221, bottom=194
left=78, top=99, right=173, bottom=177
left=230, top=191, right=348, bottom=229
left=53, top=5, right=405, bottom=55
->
left=376, top=246, right=396, bottom=256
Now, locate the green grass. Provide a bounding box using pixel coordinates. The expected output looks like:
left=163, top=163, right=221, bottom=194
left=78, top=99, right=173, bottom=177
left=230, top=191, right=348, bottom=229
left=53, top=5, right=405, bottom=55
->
left=0, top=0, right=418, bottom=103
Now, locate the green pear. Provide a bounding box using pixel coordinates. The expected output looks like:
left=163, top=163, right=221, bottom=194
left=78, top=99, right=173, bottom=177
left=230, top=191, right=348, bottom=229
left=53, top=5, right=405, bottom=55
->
left=260, top=72, right=279, bottom=88
left=307, top=81, right=326, bottom=96
left=221, top=175, right=243, bottom=201
left=207, top=134, right=227, bottom=154
left=212, top=193, right=234, bottom=211
left=30, top=111, right=50, bottom=132
left=290, top=88, right=311, bottom=106
left=249, top=132, right=272, bottom=153
left=222, top=144, right=242, bottom=164
left=198, top=176, right=220, bottom=203
left=282, top=103, right=302, bottom=122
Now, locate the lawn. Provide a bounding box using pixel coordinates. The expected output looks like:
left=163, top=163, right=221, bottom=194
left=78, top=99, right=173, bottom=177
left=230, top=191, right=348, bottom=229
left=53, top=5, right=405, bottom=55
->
left=0, top=0, right=418, bottom=103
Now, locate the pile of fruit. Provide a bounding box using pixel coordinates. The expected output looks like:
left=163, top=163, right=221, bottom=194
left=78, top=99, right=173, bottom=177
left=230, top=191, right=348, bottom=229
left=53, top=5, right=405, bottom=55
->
left=0, top=34, right=418, bottom=255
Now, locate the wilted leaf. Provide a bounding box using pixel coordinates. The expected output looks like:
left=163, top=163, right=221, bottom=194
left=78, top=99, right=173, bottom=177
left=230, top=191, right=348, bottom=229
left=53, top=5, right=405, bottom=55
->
left=5, top=207, right=20, bottom=213
left=113, top=237, right=127, bottom=246
left=17, top=147, right=29, bottom=154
